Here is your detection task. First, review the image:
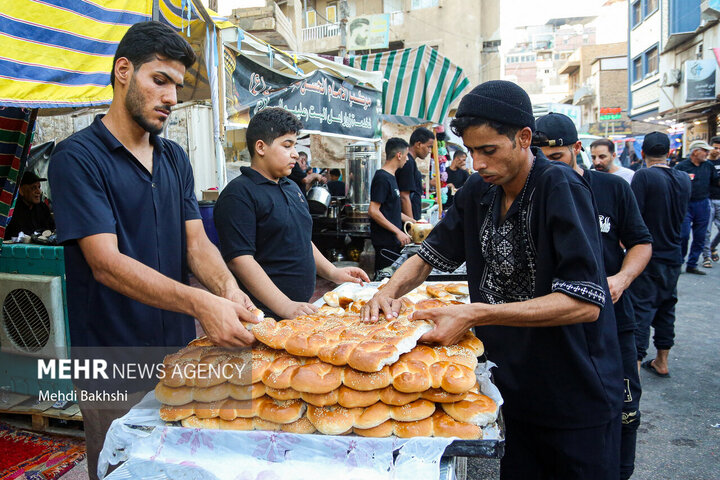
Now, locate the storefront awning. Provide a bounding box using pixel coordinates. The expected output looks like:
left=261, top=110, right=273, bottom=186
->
left=348, top=46, right=470, bottom=125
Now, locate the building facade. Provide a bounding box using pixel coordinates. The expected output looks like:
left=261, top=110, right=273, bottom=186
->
left=229, top=0, right=501, bottom=87
left=655, top=0, right=720, bottom=144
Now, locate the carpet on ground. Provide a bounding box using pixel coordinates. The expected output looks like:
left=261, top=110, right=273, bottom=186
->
left=0, top=422, right=85, bottom=480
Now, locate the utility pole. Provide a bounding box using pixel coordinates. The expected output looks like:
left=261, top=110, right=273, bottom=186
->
left=339, top=0, right=349, bottom=58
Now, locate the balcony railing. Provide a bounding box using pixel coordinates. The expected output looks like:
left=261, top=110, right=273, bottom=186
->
left=302, top=22, right=341, bottom=41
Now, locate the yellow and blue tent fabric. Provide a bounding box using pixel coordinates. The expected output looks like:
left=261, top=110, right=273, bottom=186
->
left=348, top=46, right=470, bottom=125
left=0, top=0, right=231, bottom=109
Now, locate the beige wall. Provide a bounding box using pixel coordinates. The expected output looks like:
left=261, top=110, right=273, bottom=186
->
left=299, top=0, right=500, bottom=86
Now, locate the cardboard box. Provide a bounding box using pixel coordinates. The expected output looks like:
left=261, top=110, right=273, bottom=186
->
left=202, top=189, right=219, bottom=201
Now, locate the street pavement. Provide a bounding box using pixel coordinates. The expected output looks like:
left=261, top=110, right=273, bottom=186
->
left=467, top=241, right=720, bottom=480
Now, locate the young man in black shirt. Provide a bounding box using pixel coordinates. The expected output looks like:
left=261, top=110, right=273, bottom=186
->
left=325, top=168, right=346, bottom=197
left=701, top=136, right=720, bottom=266
left=368, top=138, right=414, bottom=272
left=674, top=140, right=720, bottom=274
left=287, top=151, right=325, bottom=193
left=214, top=108, right=368, bottom=319
left=534, top=113, right=652, bottom=480
left=444, top=150, right=469, bottom=208
left=630, top=132, right=692, bottom=378
left=396, top=127, right=433, bottom=220
left=363, top=81, right=623, bottom=480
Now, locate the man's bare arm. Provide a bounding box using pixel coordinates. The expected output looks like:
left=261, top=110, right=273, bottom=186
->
left=227, top=255, right=317, bottom=319
left=185, top=219, right=254, bottom=309
left=399, top=191, right=413, bottom=219
left=77, top=233, right=255, bottom=346
left=415, top=292, right=600, bottom=345
left=607, top=243, right=651, bottom=303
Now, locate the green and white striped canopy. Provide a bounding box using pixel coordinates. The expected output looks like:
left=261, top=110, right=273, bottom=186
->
left=348, top=46, right=470, bottom=125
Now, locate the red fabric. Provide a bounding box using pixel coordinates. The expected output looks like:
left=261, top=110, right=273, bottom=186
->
left=0, top=422, right=86, bottom=480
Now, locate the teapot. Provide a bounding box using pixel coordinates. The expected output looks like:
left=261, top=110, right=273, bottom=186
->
left=404, top=221, right=433, bottom=244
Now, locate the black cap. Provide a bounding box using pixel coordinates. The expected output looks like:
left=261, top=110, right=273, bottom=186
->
left=20, top=171, right=47, bottom=186
left=455, top=80, right=536, bottom=131
left=534, top=113, right=578, bottom=147
left=642, top=132, right=670, bottom=156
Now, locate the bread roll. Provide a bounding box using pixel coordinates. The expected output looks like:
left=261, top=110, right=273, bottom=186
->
left=229, top=382, right=266, bottom=401
left=290, top=360, right=343, bottom=394
left=429, top=410, right=482, bottom=439
left=353, top=419, right=394, bottom=438
left=159, top=402, right=196, bottom=421
left=155, top=382, right=193, bottom=406
left=441, top=392, right=498, bottom=426
left=306, top=405, right=363, bottom=435
left=394, top=416, right=434, bottom=438
left=257, top=397, right=306, bottom=424
left=337, top=385, right=381, bottom=408
left=445, top=283, right=470, bottom=296
left=391, top=399, right=436, bottom=422
left=265, top=386, right=302, bottom=401
left=355, top=402, right=393, bottom=429
left=300, top=389, right=339, bottom=407
left=377, top=386, right=421, bottom=406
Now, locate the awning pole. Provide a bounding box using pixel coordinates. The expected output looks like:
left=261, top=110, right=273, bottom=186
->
left=432, top=127, right=443, bottom=218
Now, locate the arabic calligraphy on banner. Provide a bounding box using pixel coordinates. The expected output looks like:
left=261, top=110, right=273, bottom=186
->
left=226, top=51, right=382, bottom=139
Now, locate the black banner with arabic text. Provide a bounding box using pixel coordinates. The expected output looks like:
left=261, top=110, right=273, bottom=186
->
left=226, top=52, right=382, bottom=139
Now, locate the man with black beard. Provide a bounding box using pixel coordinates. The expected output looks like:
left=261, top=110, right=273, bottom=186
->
left=49, top=22, right=259, bottom=479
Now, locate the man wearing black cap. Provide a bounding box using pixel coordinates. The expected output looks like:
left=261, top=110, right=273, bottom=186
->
left=5, top=171, right=55, bottom=239
left=675, top=140, right=720, bottom=274
left=363, top=81, right=624, bottom=479
left=534, top=112, right=652, bottom=480
left=629, top=132, right=691, bottom=378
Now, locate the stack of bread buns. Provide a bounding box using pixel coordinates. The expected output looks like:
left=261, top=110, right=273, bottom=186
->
left=156, top=282, right=499, bottom=439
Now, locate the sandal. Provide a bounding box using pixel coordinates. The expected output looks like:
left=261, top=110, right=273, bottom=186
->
left=712, top=250, right=719, bottom=262
left=703, top=258, right=713, bottom=268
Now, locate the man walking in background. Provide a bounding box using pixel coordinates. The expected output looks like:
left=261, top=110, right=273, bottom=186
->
left=630, top=132, right=691, bottom=378
left=591, top=138, right=635, bottom=183
left=701, top=136, right=720, bottom=267
left=675, top=140, right=720, bottom=274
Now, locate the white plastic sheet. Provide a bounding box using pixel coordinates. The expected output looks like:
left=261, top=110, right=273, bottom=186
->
left=99, top=392, right=453, bottom=480
left=98, top=361, right=502, bottom=479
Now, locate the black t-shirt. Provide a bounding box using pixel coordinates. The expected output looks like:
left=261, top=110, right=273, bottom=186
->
left=370, top=169, right=402, bottom=247
left=709, top=159, right=720, bottom=200
left=631, top=166, right=692, bottom=265
left=584, top=170, right=652, bottom=332
left=214, top=167, right=315, bottom=317
left=675, top=159, right=719, bottom=202
left=417, top=150, right=623, bottom=428
left=446, top=167, right=470, bottom=189
left=396, top=153, right=423, bottom=220
left=288, top=163, right=307, bottom=192
left=326, top=180, right=346, bottom=197
left=5, top=197, right=55, bottom=239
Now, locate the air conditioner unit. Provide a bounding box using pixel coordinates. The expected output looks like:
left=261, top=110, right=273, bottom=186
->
left=662, top=69, right=682, bottom=87
left=0, top=273, right=68, bottom=359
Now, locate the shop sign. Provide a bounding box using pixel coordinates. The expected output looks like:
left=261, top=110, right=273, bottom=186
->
left=684, top=59, right=717, bottom=102
left=599, top=107, right=622, bottom=121
left=226, top=51, right=382, bottom=139
left=347, top=14, right=390, bottom=51
left=586, top=121, right=633, bottom=136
